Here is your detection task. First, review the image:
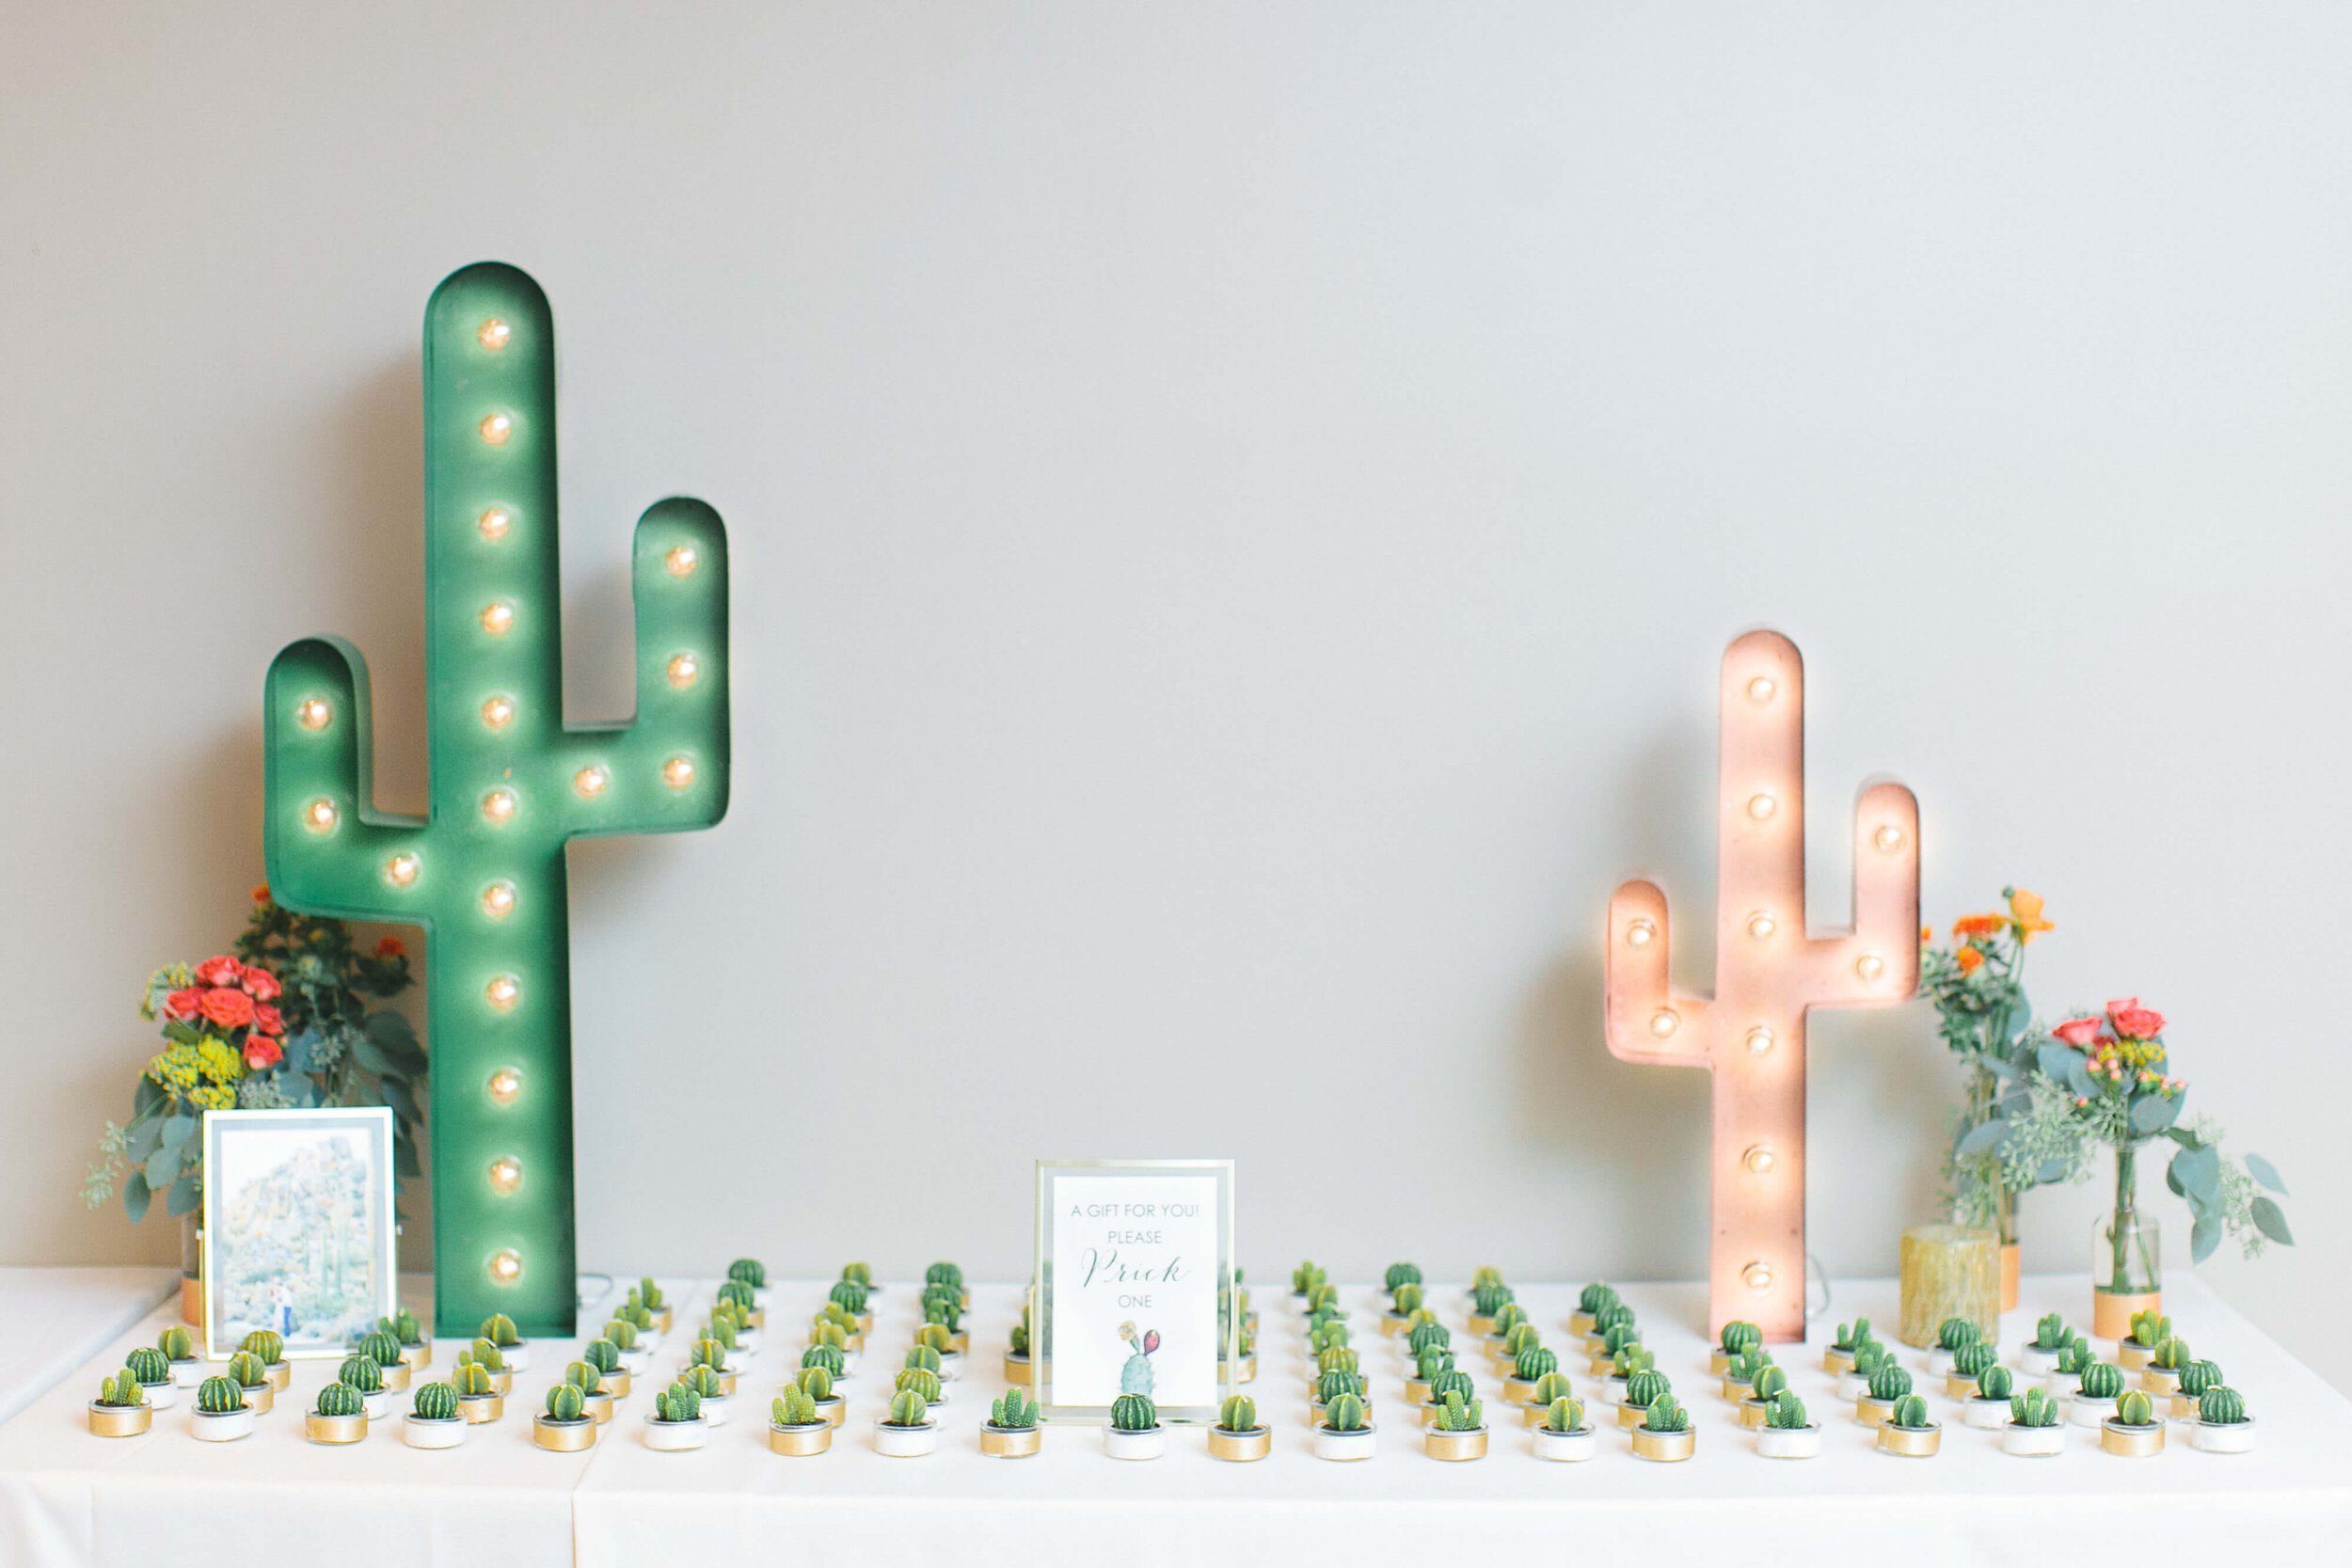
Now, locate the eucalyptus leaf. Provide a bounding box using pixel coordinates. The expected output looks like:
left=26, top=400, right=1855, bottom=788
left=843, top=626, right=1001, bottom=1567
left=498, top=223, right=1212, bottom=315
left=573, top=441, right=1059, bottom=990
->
left=381, top=1078, right=421, bottom=1125
left=143, top=1145, right=183, bottom=1193
left=2064, top=1055, right=2097, bottom=1098
left=132, top=1077, right=165, bottom=1118
left=160, top=1115, right=198, bottom=1151
left=1957, top=1119, right=2010, bottom=1156
left=123, top=1170, right=151, bottom=1224
left=2191, top=1212, right=2220, bottom=1265
left=364, top=1010, right=427, bottom=1075
left=2035, top=1159, right=2068, bottom=1184
left=281, top=1030, right=316, bottom=1077
left=2165, top=1163, right=2185, bottom=1199
left=2163, top=1125, right=2206, bottom=1151
left=125, top=1117, right=165, bottom=1164
left=2129, top=1095, right=2182, bottom=1135
left=2245, top=1153, right=2287, bottom=1195
left=160, top=1022, right=199, bottom=1045
left=1983, top=1054, right=2020, bottom=1083
left=2251, top=1196, right=2295, bottom=1246
left=165, top=1171, right=199, bottom=1218
left=2036, top=1043, right=2075, bottom=1082
left=2177, top=1145, right=2221, bottom=1202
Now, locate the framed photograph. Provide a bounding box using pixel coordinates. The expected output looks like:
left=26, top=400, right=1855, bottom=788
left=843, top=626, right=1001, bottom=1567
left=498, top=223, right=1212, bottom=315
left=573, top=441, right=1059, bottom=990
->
left=199, top=1107, right=398, bottom=1360
left=1031, top=1159, right=1234, bottom=1422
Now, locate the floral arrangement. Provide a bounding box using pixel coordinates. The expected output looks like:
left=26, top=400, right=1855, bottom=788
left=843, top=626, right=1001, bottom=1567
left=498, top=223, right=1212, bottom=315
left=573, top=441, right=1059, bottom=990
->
left=83, top=886, right=420, bottom=1222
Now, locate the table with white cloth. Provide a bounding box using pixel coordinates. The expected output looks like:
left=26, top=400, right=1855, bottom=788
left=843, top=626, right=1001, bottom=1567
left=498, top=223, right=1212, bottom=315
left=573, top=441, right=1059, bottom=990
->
left=0, top=1268, right=177, bottom=1429
left=2, top=1271, right=2345, bottom=1568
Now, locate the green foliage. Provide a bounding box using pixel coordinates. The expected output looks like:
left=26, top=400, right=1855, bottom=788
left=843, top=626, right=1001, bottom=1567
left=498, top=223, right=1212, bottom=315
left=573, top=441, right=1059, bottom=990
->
left=479, top=1315, right=520, bottom=1348
left=240, top=1330, right=285, bottom=1365
left=2114, top=1390, right=2155, bottom=1427
left=1624, top=1370, right=1669, bottom=1408
left=1577, top=1282, right=1618, bottom=1314
left=1598, top=1323, right=1642, bottom=1359
left=1429, top=1368, right=1473, bottom=1404
left=1936, top=1318, right=1981, bottom=1352
left=706, top=1313, right=740, bottom=1351
left=1952, top=1342, right=1997, bottom=1379
left=1316, top=1370, right=1364, bottom=1402
left=126, top=1347, right=169, bottom=1385
left=1720, top=1321, right=1762, bottom=1356
left=1866, top=1364, right=1913, bottom=1402
left=810, top=1323, right=849, bottom=1352
left=412, top=1383, right=458, bottom=1420
left=1109, top=1393, right=1157, bottom=1432
left=922, top=1297, right=963, bottom=1334
left=195, top=1376, right=244, bottom=1415
left=2200, top=1386, right=2248, bottom=1424
left=1726, top=1346, right=1771, bottom=1383
left=1471, top=1282, right=1514, bottom=1317
left=882, top=1389, right=929, bottom=1427
left=1434, top=1390, right=1483, bottom=1432
left=773, top=1386, right=818, bottom=1426
left=1413, top=1346, right=1454, bottom=1382
left=1406, top=1322, right=1451, bottom=1357
left=582, top=1339, right=620, bottom=1375
left=1642, top=1395, right=1689, bottom=1433
left=545, top=1384, right=585, bottom=1422
left=1889, top=1394, right=1931, bottom=1430
left=1545, top=1395, right=1586, bottom=1432
left=452, top=1363, right=493, bottom=1397
left=462, top=1338, right=507, bottom=1372
left=2032, top=1312, right=2069, bottom=1350
left=1764, top=1391, right=1809, bottom=1429
left=688, top=1338, right=730, bottom=1371
left=1532, top=1371, right=1573, bottom=1405
left=1851, top=1343, right=1886, bottom=1378
left=1323, top=1393, right=1366, bottom=1433
left=1978, top=1366, right=2013, bottom=1402
left=2153, top=1337, right=2191, bottom=1370
left=1306, top=1282, right=1341, bottom=1313
left=357, top=1330, right=402, bottom=1369
left=2128, top=1310, right=2170, bottom=1349
left=227, top=1353, right=268, bottom=1388
left=680, top=1367, right=724, bottom=1399
left=797, top=1366, right=834, bottom=1402
left=2010, top=1387, right=2061, bottom=1427
left=655, top=1384, right=702, bottom=1423
left=2179, top=1359, right=2225, bottom=1399
left=993, top=1387, right=1041, bottom=1430
left=829, top=1279, right=869, bottom=1315
left=1470, top=1266, right=1503, bottom=1291
left=1751, top=1366, right=1788, bottom=1402
left=625, top=1304, right=656, bottom=1334
left=2077, top=1363, right=2125, bottom=1401
left=96, top=1370, right=146, bottom=1407
left=1216, top=1395, right=1256, bottom=1433
left=728, top=1259, right=767, bottom=1289
left=158, top=1325, right=193, bottom=1361
left=1514, top=1346, right=1559, bottom=1381
left=1384, top=1262, right=1423, bottom=1292
left=384, top=1309, right=424, bottom=1345
left=315, top=1383, right=364, bottom=1418
left=338, top=1354, right=384, bottom=1394
left=895, top=1368, right=943, bottom=1403
left=1391, top=1282, right=1424, bottom=1316
left=905, top=1344, right=943, bottom=1375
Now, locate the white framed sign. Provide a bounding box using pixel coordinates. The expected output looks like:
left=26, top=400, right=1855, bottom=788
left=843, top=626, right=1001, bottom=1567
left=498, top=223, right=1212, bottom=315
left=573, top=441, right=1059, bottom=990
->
left=1032, top=1159, right=1234, bottom=1422
left=200, top=1107, right=398, bottom=1360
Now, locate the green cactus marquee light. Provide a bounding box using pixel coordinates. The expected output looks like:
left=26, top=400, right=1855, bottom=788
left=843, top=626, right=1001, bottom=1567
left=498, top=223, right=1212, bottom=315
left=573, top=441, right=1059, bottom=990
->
left=262, top=261, right=731, bottom=1338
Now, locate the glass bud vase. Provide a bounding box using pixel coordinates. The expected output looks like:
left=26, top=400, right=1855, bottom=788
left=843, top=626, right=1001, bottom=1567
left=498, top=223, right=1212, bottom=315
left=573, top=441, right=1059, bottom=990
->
left=2091, top=1145, right=2161, bottom=1340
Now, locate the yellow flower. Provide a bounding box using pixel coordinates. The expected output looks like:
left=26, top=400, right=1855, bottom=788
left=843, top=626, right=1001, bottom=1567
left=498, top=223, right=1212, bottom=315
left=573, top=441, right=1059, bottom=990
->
left=2008, top=888, right=2054, bottom=944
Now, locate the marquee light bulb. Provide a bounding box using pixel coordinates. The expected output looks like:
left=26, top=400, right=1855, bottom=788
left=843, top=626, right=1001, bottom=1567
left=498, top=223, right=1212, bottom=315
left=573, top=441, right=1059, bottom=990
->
left=662, top=755, right=695, bottom=790
left=485, top=1067, right=522, bottom=1105
left=481, top=694, right=515, bottom=731
left=1624, top=917, right=1657, bottom=948
left=479, top=412, right=513, bottom=446
left=1745, top=1026, right=1774, bottom=1055
left=665, top=544, right=698, bottom=578
left=302, top=798, right=339, bottom=833
left=478, top=506, right=512, bottom=542
left=487, top=1156, right=522, bottom=1195
left=481, top=787, right=517, bottom=825
left=488, top=1249, right=523, bottom=1285
left=573, top=765, right=610, bottom=799
left=485, top=974, right=520, bottom=1011
left=1742, top=1261, right=1773, bottom=1292
left=1649, top=1008, right=1679, bottom=1039
left=384, top=852, right=421, bottom=887
left=1747, top=792, right=1776, bottom=821
left=1746, top=911, right=1776, bottom=941
left=1855, top=954, right=1885, bottom=982
left=1873, top=824, right=1906, bottom=853
left=482, top=880, right=516, bottom=918
left=666, top=652, right=699, bottom=689
left=477, top=318, right=511, bottom=351
left=1747, top=675, right=1776, bottom=705
left=480, top=601, right=515, bottom=636
left=1744, top=1144, right=1776, bottom=1175
left=295, top=697, right=332, bottom=730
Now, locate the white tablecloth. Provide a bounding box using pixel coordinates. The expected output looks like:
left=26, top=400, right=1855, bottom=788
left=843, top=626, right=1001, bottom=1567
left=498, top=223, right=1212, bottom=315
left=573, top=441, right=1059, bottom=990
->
left=0, top=1269, right=177, bottom=1429
left=2, top=1272, right=2345, bottom=1567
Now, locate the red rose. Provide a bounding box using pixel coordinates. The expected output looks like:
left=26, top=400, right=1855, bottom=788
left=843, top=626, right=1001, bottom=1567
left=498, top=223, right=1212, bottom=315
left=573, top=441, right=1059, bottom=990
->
left=250, top=883, right=271, bottom=904
left=2106, top=998, right=2165, bottom=1040
left=252, top=1003, right=284, bottom=1036
left=164, top=988, right=204, bottom=1021
left=375, top=936, right=405, bottom=958
left=242, top=968, right=281, bottom=1001
left=242, top=1036, right=283, bottom=1071
left=199, top=987, right=255, bottom=1030
left=2050, top=1017, right=2102, bottom=1048
left=194, top=956, right=243, bottom=988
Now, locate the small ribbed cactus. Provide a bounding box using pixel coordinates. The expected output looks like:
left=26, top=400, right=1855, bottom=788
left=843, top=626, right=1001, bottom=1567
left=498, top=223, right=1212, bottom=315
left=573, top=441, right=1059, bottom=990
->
left=1545, top=1395, right=1586, bottom=1432
left=1889, top=1394, right=1931, bottom=1430
left=241, top=1330, right=285, bottom=1365
left=1008, top=1309, right=1031, bottom=1357
left=1216, top=1394, right=1255, bottom=1432
left=1430, top=1368, right=1474, bottom=1404
left=2114, top=1390, right=2156, bottom=1427
left=1831, top=1318, right=1871, bottom=1351
left=1391, top=1282, right=1424, bottom=1316
left=227, top=1353, right=268, bottom=1389
left=581, top=1339, right=620, bottom=1375
left=2077, top=1363, right=2125, bottom=1401
left=993, top=1387, right=1041, bottom=1430
left=688, top=1338, right=730, bottom=1371
left=453, top=1363, right=494, bottom=1397
left=706, top=1314, right=740, bottom=1351
left=195, top=1377, right=244, bottom=1415
left=1952, top=1342, right=1998, bottom=1379
left=639, top=1278, right=665, bottom=1311
left=2178, top=1359, right=2225, bottom=1399
left=1936, top=1317, right=1981, bottom=1353
left=479, top=1315, right=521, bottom=1348
left=1471, top=1282, right=1514, bottom=1317
left=1612, top=1345, right=1657, bottom=1378
left=1866, top=1364, right=1912, bottom=1402
left=882, top=1389, right=929, bottom=1428
left=2032, top=1311, right=2069, bottom=1350
left=895, top=1368, right=943, bottom=1403
left=158, top=1326, right=194, bottom=1361
left=2153, top=1338, right=2191, bottom=1370
left=810, top=1322, right=849, bottom=1352
left=1752, top=1366, right=1788, bottom=1402
left=922, top=1297, right=963, bottom=1334
left=1624, top=1370, right=1669, bottom=1409
left=829, top=1279, right=869, bottom=1315
left=1414, top=1346, right=1454, bottom=1381
left=1532, top=1371, right=1573, bottom=1405
left=1323, top=1393, right=1366, bottom=1432
left=1591, top=1302, right=1635, bottom=1336
left=1317, top=1346, right=1359, bottom=1377
left=625, top=1304, right=656, bottom=1335
left=561, top=1362, right=599, bottom=1398
left=926, top=1261, right=963, bottom=1291
left=413, top=1383, right=459, bottom=1420
left=680, top=1366, right=724, bottom=1399
left=842, top=1262, right=873, bottom=1288
left=1383, top=1262, right=1423, bottom=1293
left=1397, top=1308, right=1435, bottom=1338
left=462, top=1338, right=507, bottom=1372
left=316, top=1383, right=364, bottom=1418
left=1306, top=1282, right=1341, bottom=1314
left=1978, top=1366, right=2013, bottom=1402
left=96, top=1370, right=145, bottom=1407
left=1514, top=1345, right=1559, bottom=1381
left=1489, top=1303, right=1529, bottom=1338
left=654, top=1384, right=702, bottom=1423
left=1502, top=1323, right=1543, bottom=1359
left=1726, top=1347, right=1771, bottom=1383
left=1310, top=1320, right=1351, bottom=1354
left=1764, top=1391, right=1809, bottom=1429
left=1433, top=1390, right=1483, bottom=1432
left=1291, top=1260, right=1325, bottom=1294
left=604, top=1320, right=638, bottom=1352
left=2055, top=1339, right=2094, bottom=1376
left=387, top=1308, right=425, bottom=1345
left=1851, top=1344, right=1885, bottom=1378
left=2127, top=1309, right=2170, bottom=1348
left=338, top=1355, right=384, bottom=1394
left=126, top=1347, right=169, bottom=1385
left=545, top=1384, right=585, bottom=1422
left=797, top=1366, right=834, bottom=1402
left=715, top=1280, right=755, bottom=1314
left=1316, top=1369, right=1364, bottom=1402
left=1406, top=1322, right=1451, bottom=1357
left=1720, top=1321, right=1762, bottom=1356
left=1578, top=1282, right=1618, bottom=1314
left=1599, top=1323, right=1643, bottom=1358
left=802, top=1344, right=846, bottom=1377
left=1642, top=1395, right=1689, bottom=1433
left=1109, top=1392, right=1157, bottom=1431
left=2200, top=1386, right=2248, bottom=1424
left=2010, top=1387, right=2061, bottom=1427
left=773, top=1386, right=818, bottom=1426
left=916, top=1323, right=954, bottom=1356
left=904, top=1344, right=943, bottom=1375
left=728, top=1259, right=767, bottom=1289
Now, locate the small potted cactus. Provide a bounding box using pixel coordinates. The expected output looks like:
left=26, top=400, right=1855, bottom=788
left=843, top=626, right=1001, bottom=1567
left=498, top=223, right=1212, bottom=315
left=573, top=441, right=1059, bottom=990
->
left=1424, top=1390, right=1487, bottom=1461
left=1582, top=1300, right=1634, bottom=1357
left=1502, top=1343, right=1558, bottom=1406
left=1824, top=1318, right=1874, bottom=1377
left=828, top=1278, right=874, bottom=1337
left=189, top=1374, right=253, bottom=1442
left=1963, top=1365, right=2016, bottom=1429
left=1219, top=1319, right=1257, bottom=1385
left=306, top=1382, right=369, bottom=1445
left=240, top=1329, right=291, bottom=1391
left=1876, top=1393, right=1941, bottom=1457
left=1289, top=1259, right=1327, bottom=1302
left=926, top=1260, right=969, bottom=1309
left=1629, top=1394, right=1694, bottom=1462
left=1755, top=1390, right=1820, bottom=1459
left=355, top=1327, right=411, bottom=1392
left=677, top=1364, right=730, bottom=1425
left=634, top=1278, right=672, bottom=1336
left=1569, top=1281, right=1618, bottom=1338
left=1424, top=1367, right=1475, bottom=1430
left=1005, top=1305, right=1033, bottom=1385
left=796, top=1365, right=845, bottom=1428
left=2188, top=1385, right=2255, bottom=1453
left=1604, top=1344, right=1655, bottom=1407
left=1739, top=1366, right=1789, bottom=1430
left=604, top=1318, right=649, bottom=1377
left=1837, top=1343, right=1887, bottom=1403
left=840, top=1260, right=876, bottom=1298
left=803, top=1338, right=850, bottom=1388
left=1382, top=1262, right=1423, bottom=1323
left=702, top=1312, right=747, bottom=1371
left=87, top=1369, right=152, bottom=1437
left=2047, top=1338, right=2094, bottom=1403
left=2171, top=1358, right=2225, bottom=1422
left=452, top=1360, right=503, bottom=1423
left=2119, top=1309, right=2169, bottom=1372
left=1925, top=1316, right=1981, bottom=1377
left=1381, top=1281, right=1424, bottom=1339
left=1104, top=1392, right=1163, bottom=1460
left=532, top=1382, right=597, bottom=1451
left=381, top=1308, right=431, bottom=1370
left=583, top=1338, right=628, bottom=1400
left=917, top=1321, right=964, bottom=1382
left=875, top=1388, right=938, bottom=1457
left=712, top=1298, right=759, bottom=1355
left=901, top=1342, right=946, bottom=1391
left=1310, top=1369, right=1368, bottom=1431
left=225, top=1351, right=274, bottom=1416
left=1468, top=1281, right=1514, bottom=1338
left=2101, top=1388, right=2165, bottom=1456
left=1492, top=1322, right=1542, bottom=1377
left=1712, top=1320, right=1762, bottom=1377
left=769, top=1385, right=834, bottom=1455
left=1946, top=1340, right=1999, bottom=1401
left=1588, top=1323, right=1641, bottom=1380
left=337, top=1353, right=390, bottom=1420
left=1483, top=1304, right=1531, bottom=1365
left=896, top=1366, right=946, bottom=1413
left=2069, top=1362, right=2126, bottom=1430
left=2002, top=1386, right=2066, bottom=1456
left=1617, top=1370, right=1670, bottom=1430
left=1855, top=1362, right=1912, bottom=1429
left=2022, top=1312, right=2074, bottom=1377
left=809, top=1320, right=857, bottom=1376
left=644, top=1381, right=707, bottom=1450
left=458, top=1338, right=513, bottom=1395
left=1522, top=1370, right=1575, bottom=1429
left=403, top=1381, right=467, bottom=1449
left=125, top=1345, right=175, bottom=1410
left=683, top=1336, right=737, bottom=1397
left=477, top=1312, right=530, bottom=1371
left=158, top=1324, right=200, bottom=1389
left=1532, top=1394, right=1595, bottom=1461
left=1721, top=1345, right=1770, bottom=1405
left=1206, top=1394, right=1267, bottom=1462
left=561, top=1360, right=612, bottom=1425
left=1312, top=1391, right=1375, bottom=1461
left=2143, top=1337, right=2193, bottom=1397
left=726, top=1258, right=770, bottom=1314
left=1313, top=1344, right=1360, bottom=1396
left=981, top=1386, right=1044, bottom=1458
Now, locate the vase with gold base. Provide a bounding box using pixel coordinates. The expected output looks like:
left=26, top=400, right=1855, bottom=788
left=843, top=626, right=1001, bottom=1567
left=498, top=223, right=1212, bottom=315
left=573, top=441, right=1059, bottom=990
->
left=2092, top=1147, right=2161, bottom=1342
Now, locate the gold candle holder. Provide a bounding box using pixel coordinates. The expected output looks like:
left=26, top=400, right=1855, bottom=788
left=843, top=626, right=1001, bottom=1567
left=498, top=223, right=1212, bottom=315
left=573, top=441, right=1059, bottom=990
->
left=1898, top=1223, right=1998, bottom=1350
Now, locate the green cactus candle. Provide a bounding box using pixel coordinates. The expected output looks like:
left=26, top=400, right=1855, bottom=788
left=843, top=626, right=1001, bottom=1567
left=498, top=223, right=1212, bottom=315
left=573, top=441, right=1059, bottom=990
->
left=1433, top=1391, right=1484, bottom=1432
left=453, top=1363, right=494, bottom=1398
left=338, top=1355, right=384, bottom=1394
left=126, top=1347, right=169, bottom=1386
left=656, top=1384, right=703, bottom=1423
left=262, top=263, right=730, bottom=1339
left=1763, top=1391, right=1809, bottom=1429
left=1322, top=1393, right=1365, bottom=1432
left=1109, top=1393, right=1157, bottom=1431
left=412, top=1382, right=459, bottom=1420
left=545, top=1384, right=586, bottom=1422
left=882, top=1390, right=930, bottom=1427
left=773, top=1386, right=819, bottom=1426
left=96, top=1370, right=146, bottom=1407
left=1215, top=1395, right=1254, bottom=1433
left=2199, top=1386, right=2247, bottom=1424
left=195, top=1377, right=245, bottom=1415
left=994, top=1388, right=1042, bottom=1430
left=316, top=1383, right=365, bottom=1418
left=728, top=1259, right=767, bottom=1289
left=241, top=1330, right=286, bottom=1366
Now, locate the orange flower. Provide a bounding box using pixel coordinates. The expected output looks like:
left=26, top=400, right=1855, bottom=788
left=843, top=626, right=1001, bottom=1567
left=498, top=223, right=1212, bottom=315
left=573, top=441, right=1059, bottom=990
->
left=1920, top=927, right=1933, bottom=943
left=1956, top=946, right=1984, bottom=975
left=250, top=883, right=271, bottom=904
left=375, top=936, right=405, bottom=958
left=2008, top=888, right=2054, bottom=944
left=1950, top=914, right=2004, bottom=940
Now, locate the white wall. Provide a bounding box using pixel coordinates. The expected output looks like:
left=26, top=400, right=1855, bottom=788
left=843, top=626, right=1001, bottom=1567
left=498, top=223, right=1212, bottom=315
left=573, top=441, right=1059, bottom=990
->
left=5, top=1, right=2345, bottom=1391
